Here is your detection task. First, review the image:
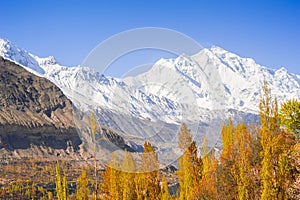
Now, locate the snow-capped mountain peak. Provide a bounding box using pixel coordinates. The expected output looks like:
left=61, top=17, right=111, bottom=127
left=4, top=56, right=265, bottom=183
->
left=34, top=55, right=58, bottom=66
left=1, top=37, right=299, bottom=147
left=209, top=45, right=230, bottom=55
left=0, top=38, right=45, bottom=74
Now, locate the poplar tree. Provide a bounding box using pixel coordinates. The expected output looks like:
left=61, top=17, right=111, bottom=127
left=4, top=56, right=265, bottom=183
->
left=134, top=170, right=144, bottom=200
left=232, top=124, right=252, bottom=200
left=259, top=81, right=296, bottom=199
left=55, top=163, right=69, bottom=200
left=218, top=119, right=237, bottom=199
left=120, top=151, right=137, bottom=200
left=201, top=136, right=210, bottom=176
left=178, top=123, right=192, bottom=151
left=90, top=111, right=98, bottom=199
left=110, top=154, right=122, bottom=200
left=161, top=174, right=170, bottom=200
left=76, top=168, right=89, bottom=200
left=55, top=162, right=62, bottom=200
left=178, top=149, right=193, bottom=200
left=194, top=136, right=217, bottom=199
left=100, top=153, right=122, bottom=199
left=139, top=141, right=160, bottom=199
left=62, top=171, right=69, bottom=200
left=177, top=124, right=203, bottom=199
left=259, top=81, right=280, bottom=199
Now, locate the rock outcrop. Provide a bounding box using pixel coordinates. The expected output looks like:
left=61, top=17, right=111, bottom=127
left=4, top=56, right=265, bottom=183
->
left=0, top=57, right=82, bottom=157
left=0, top=57, right=134, bottom=161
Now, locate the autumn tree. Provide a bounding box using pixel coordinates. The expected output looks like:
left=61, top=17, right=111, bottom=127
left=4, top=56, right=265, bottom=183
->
left=120, top=151, right=137, bottom=200
left=62, top=171, right=69, bottom=200
left=201, top=137, right=210, bottom=176
left=178, top=123, right=192, bottom=151
left=287, top=142, right=300, bottom=199
left=161, top=174, right=171, bottom=200
left=232, top=124, right=252, bottom=200
left=259, top=81, right=296, bottom=199
left=259, top=81, right=280, bottom=199
left=177, top=124, right=203, bottom=199
left=217, top=120, right=256, bottom=199
left=193, top=137, right=218, bottom=199
left=139, top=141, right=160, bottom=199
left=101, top=154, right=121, bottom=199
left=55, top=162, right=69, bottom=200
left=248, top=123, right=263, bottom=199
left=178, top=150, right=193, bottom=200
left=217, top=119, right=238, bottom=199
left=55, top=162, right=63, bottom=200
left=76, top=168, right=89, bottom=200
left=90, top=111, right=99, bottom=198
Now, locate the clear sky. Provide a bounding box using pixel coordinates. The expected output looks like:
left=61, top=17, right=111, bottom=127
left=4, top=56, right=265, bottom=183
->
left=1, top=0, right=299, bottom=76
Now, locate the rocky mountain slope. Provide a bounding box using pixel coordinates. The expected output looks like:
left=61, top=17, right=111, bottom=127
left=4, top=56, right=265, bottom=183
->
left=0, top=57, right=133, bottom=161
left=0, top=57, right=82, bottom=157
left=0, top=37, right=299, bottom=158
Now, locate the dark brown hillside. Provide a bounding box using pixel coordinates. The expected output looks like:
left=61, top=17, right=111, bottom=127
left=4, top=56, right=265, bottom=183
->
left=0, top=57, right=133, bottom=160
left=0, top=56, right=82, bottom=155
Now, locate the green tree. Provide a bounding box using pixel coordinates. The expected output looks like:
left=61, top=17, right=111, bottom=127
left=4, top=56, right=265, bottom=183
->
left=280, top=99, right=300, bottom=134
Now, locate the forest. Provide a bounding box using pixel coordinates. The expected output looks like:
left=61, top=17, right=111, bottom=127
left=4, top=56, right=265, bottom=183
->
left=0, top=82, right=300, bottom=199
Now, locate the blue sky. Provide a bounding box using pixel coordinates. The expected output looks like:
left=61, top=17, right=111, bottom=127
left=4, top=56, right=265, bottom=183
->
left=1, top=0, right=299, bottom=76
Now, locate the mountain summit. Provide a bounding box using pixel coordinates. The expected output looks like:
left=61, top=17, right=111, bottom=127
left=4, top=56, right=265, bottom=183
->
left=0, top=38, right=45, bottom=74
left=1, top=37, right=300, bottom=148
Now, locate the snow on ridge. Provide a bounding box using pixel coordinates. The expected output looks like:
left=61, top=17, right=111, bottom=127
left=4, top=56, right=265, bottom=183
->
left=1, top=36, right=299, bottom=125
left=0, top=38, right=45, bottom=75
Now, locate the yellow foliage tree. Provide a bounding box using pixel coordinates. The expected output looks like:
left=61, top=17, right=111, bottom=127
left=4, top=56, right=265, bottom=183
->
left=76, top=168, right=89, bottom=200
left=178, top=123, right=192, bottom=151
left=177, top=124, right=203, bottom=199
left=90, top=111, right=99, bottom=199
left=55, top=162, right=69, bottom=200
left=218, top=119, right=238, bottom=199
left=161, top=174, right=171, bottom=200
left=259, top=81, right=296, bottom=199
left=120, top=151, right=137, bottom=200
left=193, top=137, right=218, bottom=199
left=232, top=124, right=252, bottom=200
left=139, top=141, right=160, bottom=199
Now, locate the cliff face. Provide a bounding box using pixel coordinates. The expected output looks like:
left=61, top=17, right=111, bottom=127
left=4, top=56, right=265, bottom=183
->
left=0, top=57, right=74, bottom=128
left=0, top=57, right=134, bottom=161
left=0, top=57, right=82, bottom=154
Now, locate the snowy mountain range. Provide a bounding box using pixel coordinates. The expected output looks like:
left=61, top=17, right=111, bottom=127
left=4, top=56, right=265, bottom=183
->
left=1, top=37, right=300, bottom=156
